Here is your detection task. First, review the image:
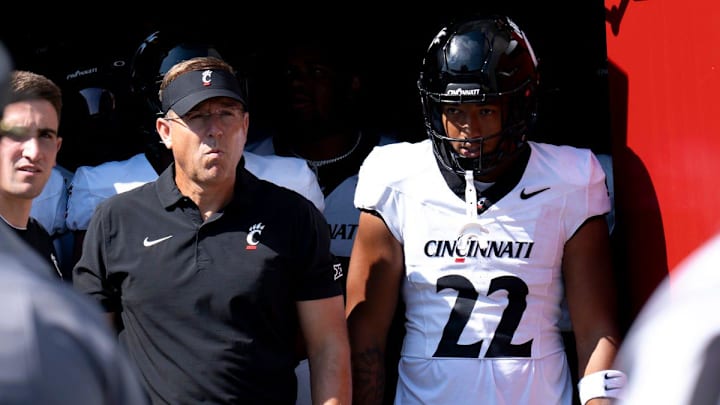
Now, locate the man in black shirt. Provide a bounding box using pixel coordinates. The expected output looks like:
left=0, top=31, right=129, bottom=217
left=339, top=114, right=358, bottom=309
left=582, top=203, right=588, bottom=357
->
left=0, top=70, right=63, bottom=278
left=73, top=56, right=351, bottom=404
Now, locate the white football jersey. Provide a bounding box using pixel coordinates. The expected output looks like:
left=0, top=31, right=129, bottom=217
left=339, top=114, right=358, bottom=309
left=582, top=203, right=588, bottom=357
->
left=66, top=153, right=158, bottom=231
left=66, top=151, right=324, bottom=232
left=244, top=152, right=325, bottom=213
left=31, top=166, right=72, bottom=235
left=355, top=140, right=610, bottom=405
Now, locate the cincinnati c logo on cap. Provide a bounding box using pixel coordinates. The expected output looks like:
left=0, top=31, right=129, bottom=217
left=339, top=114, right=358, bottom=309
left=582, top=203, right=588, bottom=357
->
left=202, top=70, right=212, bottom=87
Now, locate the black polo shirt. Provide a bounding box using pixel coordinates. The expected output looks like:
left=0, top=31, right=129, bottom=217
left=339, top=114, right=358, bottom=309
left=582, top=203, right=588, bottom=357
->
left=73, top=159, right=342, bottom=404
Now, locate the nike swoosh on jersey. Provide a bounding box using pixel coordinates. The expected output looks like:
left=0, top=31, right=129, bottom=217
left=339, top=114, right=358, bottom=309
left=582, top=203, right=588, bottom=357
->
left=143, top=235, right=174, bottom=247
left=520, top=187, right=550, bottom=199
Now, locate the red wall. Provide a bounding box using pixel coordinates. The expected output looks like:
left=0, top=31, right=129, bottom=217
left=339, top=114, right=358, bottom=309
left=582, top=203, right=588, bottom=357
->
left=605, top=0, right=720, bottom=320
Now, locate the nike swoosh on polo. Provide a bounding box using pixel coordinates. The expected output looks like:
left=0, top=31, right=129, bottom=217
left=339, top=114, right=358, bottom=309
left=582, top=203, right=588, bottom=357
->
left=143, top=235, right=174, bottom=247
left=520, top=187, right=550, bottom=200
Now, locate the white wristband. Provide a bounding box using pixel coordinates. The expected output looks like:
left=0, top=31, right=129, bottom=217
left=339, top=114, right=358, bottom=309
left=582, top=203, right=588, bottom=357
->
left=577, top=369, right=626, bottom=404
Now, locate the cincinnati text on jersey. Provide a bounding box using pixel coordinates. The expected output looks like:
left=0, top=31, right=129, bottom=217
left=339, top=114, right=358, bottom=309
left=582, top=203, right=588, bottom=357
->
left=446, top=87, right=481, bottom=96
left=424, top=239, right=535, bottom=259
left=329, top=223, right=358, bottom=240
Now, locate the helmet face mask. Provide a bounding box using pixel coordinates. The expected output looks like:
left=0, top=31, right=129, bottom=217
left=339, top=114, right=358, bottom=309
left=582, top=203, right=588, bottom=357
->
left=418, top=15, right=539, bottom=177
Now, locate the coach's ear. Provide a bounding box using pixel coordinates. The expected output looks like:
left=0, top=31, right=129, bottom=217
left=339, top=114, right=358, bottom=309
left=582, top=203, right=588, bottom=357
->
left=156, top=118, right=172, bottom=149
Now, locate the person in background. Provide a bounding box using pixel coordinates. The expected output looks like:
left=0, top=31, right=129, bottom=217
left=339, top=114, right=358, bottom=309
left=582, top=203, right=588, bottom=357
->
left=66, top=30, right=324, bottom=270
left=245, top=34, right=401, bottom=404
left=0, top=70, right=63, bottom=279
left=613, top=231, right=720, bottom=404
left=0, top=220, right=151, bottom=405
left=73, top=56, right=350, bottom=404
left=22, top=36, right=141, bottom=279
left=0, top=40, right=149, bottom=405
left=54, top=50, right=141, bottom=172
left=345, top=14, right=622, bottom=405
left=248, top=34, right=397, bottom=272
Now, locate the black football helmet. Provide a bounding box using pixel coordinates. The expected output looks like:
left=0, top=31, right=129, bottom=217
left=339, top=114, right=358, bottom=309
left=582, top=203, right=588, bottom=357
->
left=418, top=15, right=539, bottom=177
left=130, top=30, right=225, bottom=122
left=52, top=48, right=138, bottom=170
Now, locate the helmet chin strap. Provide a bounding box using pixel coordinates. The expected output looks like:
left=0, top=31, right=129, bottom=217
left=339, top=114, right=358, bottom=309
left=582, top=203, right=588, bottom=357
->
left=464, top=170, right=478, bottom=218
left=457, top=170, right=489, bottom=250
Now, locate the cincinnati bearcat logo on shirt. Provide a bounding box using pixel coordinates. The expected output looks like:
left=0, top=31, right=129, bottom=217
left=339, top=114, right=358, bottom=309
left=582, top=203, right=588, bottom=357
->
left=424, top=239, right=534, bottom=260
left=246, top=223, right=265, bottom=250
